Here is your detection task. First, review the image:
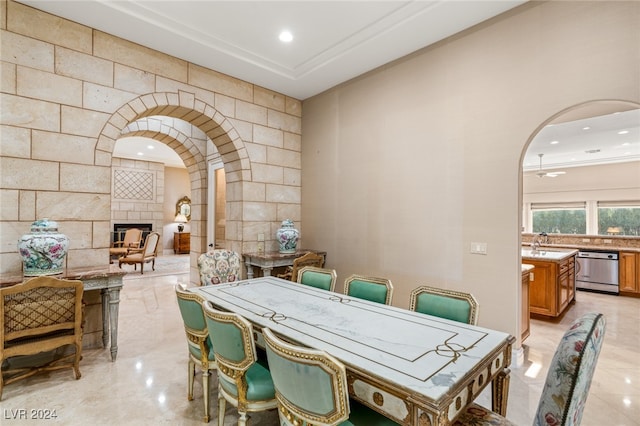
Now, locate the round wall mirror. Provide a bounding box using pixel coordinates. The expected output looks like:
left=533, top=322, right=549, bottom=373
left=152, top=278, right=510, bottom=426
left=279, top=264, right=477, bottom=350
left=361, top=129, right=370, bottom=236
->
left=176, top=196, right=191, bottom=221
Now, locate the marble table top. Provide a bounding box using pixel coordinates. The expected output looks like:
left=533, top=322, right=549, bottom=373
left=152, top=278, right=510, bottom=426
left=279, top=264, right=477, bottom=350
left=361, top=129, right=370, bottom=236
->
left=1, top=264, right=126, bottom=287
left=192, top=276, right=512, bottom=403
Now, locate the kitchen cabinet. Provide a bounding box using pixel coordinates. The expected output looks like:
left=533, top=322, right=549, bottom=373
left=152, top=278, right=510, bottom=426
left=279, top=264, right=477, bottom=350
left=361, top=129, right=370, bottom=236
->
left=174, top=232, right=190, bottom=254
left=620, top=251, right=640, bottom=295
left=521, top=265, right=533, bottom=342
left=523, top=253, right=576, bottom=318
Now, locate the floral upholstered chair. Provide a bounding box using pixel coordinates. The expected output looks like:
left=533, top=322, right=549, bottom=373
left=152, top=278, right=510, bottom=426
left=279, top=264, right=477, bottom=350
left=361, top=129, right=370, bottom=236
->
left=197, top=249, right=242, bottom=286
left=452, top=312, right=606, bottom=426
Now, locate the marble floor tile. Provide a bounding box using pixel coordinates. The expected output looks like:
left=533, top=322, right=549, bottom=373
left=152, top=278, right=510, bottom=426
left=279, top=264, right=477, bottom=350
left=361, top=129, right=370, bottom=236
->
left=2, top=256, right=638, bottom=425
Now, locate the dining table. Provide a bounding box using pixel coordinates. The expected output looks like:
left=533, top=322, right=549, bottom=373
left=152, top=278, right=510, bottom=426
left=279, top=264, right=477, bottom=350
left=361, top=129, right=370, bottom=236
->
left=190, top=276, right=514, bottom=425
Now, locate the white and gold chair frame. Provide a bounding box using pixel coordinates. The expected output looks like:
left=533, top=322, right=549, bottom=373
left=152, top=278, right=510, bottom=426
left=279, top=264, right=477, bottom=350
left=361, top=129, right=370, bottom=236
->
left=202, top=302, right=277, bottom=426
left=174, top=284, right=217, bottom=422
left=344, top=274, right=394, bottom=305
left=409, top=285, right=479, bottom=325
left=296, top=266, right=338, bottom=292
left=262, top=328, right=350, bottom=426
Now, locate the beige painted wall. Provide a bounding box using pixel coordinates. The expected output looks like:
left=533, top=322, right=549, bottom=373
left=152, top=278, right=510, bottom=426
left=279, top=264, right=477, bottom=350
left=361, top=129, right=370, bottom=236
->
left=164, top=166, right=191, bottom=252
left=301, top=1, right=640, bottom=344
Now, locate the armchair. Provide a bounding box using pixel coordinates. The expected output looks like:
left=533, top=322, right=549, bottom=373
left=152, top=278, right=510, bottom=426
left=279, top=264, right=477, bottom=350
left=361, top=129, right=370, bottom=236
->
left=202, top=301, right=277, bottom=426
left=109, top=228, right=142, bottom=262
left=197, top=249, right=242, bottom=286
left=344, top=274, right=394, bottom=305
left=118, top=232, right=160, bottom=274
left=1, top=276, right=84, bottom=400
left=453, top=312, right=606, bottom=426
left=297, top=266, right=337, bottom=291
left=174, top=284, right=216, bottom=422
left=277, top=251, right=324, bottom=282
left=409, top=285, right=479, bottom=325
left=263, top=328, right=400, bottom=425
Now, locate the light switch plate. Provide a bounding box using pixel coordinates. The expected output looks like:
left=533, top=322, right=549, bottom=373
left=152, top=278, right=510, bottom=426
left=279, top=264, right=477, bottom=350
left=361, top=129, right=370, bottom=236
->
left=470, top=242, right=487, bottom=255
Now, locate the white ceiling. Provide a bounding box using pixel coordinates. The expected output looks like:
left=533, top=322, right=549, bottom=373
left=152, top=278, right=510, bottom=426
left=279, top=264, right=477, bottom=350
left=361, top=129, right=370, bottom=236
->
left=523, top=107, right=640, bottom=173
left=19, top=1, right=639, bottom=170
left=19, top=0, right=526, bottom=100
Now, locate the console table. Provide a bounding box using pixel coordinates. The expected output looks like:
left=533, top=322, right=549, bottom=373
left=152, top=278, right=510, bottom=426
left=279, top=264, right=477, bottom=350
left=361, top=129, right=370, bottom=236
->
left=1, top=265, right=126, bottom=361
left=243, top=249, right=326, bottom=279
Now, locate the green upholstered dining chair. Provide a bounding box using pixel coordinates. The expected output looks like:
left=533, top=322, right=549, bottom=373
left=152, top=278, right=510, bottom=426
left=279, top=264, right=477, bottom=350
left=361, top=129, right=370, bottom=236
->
left=297, top=266, right=337, bottom=292
left=453, top=312, right=606, bottom=426
left=263, top=328, right=401, bottom=426
left=343, top=274, right=394, bottom=305
left=174, top=284, right=217, bottom=423
left=201, top=301, right=277, bottom=426
left=409, top=285, right=479, bottom=325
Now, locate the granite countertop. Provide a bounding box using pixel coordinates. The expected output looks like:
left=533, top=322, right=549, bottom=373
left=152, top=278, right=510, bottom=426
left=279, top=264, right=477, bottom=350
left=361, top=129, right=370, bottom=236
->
left=529, top=243, right=640, bottom=253
left=521, top=264, right=535, bottom=273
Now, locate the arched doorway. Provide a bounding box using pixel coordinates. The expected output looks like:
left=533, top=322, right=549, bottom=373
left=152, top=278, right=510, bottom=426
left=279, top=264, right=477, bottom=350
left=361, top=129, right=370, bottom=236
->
left=518, top=98, right=639, bottom=340
left=100, top=91, right=252, bottom=284
left=521, top=99, right=639, bottom=232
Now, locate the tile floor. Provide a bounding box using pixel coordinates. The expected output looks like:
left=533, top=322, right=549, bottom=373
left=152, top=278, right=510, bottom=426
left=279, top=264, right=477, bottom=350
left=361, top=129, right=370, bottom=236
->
left=2, top=255, right=639, bottom=425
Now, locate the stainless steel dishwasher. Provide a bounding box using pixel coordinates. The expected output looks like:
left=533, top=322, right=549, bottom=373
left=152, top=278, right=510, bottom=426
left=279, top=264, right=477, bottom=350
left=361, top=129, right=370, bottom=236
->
left=575, top=250, right=619, bottom=294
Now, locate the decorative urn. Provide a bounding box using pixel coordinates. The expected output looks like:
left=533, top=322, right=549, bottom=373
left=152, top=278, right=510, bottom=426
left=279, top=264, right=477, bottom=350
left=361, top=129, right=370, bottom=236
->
left=276, top=219, right=299, bottom=254
left=18, top=218, right=70, bottom=276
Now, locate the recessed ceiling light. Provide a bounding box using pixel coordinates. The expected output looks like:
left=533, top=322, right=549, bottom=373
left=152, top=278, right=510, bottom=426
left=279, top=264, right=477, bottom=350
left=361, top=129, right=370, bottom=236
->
left=279, top=30, right=293, bottom=43
left=550, top=140, right=559, bottom=145
left=618, top=130, right=629, bottom=135
left=582, top=126, right=590, bottom=130
left=622, top=142, right=630, bottom=146
left=147, top=145, right=154, bottom=150
left=137, top=152, right=144, bottom=156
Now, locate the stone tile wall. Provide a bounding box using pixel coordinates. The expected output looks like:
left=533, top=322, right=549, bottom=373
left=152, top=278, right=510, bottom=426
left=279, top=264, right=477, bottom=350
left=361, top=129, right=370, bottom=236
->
left=0, top=1, right=302, bottom=282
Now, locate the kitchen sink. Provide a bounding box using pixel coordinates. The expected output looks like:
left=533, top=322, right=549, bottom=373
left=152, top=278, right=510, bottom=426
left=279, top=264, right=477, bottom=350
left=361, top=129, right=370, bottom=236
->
left=521, top=248, right=577, bottom=260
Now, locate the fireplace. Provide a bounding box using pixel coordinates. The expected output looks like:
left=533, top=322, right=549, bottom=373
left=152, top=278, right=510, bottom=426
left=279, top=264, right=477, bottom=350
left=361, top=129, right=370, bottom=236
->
left=113, top=223, right=153, bottom=245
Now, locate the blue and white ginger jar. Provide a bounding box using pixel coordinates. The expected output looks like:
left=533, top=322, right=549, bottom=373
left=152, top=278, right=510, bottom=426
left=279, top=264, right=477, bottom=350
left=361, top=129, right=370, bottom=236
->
left=18, top=218, right=70, bottom=276
left=276, top=219, right=299, bottom=254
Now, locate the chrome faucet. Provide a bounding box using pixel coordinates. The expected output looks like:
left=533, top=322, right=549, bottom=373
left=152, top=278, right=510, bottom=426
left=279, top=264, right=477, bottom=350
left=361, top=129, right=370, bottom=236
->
left=531, top=232, right=547, bottom=254
left=531, top=238, right=541, bottom=254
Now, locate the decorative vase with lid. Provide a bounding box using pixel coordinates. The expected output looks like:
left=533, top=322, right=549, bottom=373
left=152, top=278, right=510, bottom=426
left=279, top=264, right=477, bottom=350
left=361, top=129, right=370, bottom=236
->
left=276, top=219, right=299, bottom=254
left=18, top=218, right=70, bottom=276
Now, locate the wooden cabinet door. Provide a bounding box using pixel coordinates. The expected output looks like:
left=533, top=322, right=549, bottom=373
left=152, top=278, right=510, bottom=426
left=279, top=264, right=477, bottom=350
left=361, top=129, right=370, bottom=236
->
left=526, top=261, right=557, bottom=316
left=557, top=258, right=574, bottom=314
left=521, top=270, right=531, bottom=342
left=620, top=252, right=639, bottom=293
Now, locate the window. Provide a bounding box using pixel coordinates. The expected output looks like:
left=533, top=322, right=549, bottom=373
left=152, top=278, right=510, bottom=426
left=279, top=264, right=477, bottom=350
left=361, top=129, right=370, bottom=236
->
left=598, top=202, right=640, bottom=236
left=531, top=202, right=586, bottom=234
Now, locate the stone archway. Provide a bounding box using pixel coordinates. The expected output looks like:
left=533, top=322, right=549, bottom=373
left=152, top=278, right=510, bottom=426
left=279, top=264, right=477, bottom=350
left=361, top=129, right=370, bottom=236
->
left=99, top=90, right=252, bottom=284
